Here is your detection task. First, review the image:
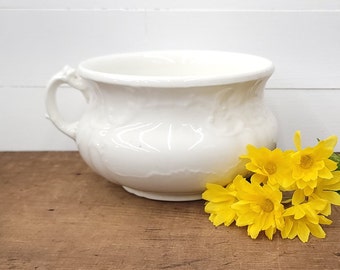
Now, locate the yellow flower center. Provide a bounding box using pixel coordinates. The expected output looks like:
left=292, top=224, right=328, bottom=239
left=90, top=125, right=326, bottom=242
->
left=265, top=162, right=277, bottom=175
left=261, top=199, right=274, bottom=213
left=300, top=155, right=314, bottom=169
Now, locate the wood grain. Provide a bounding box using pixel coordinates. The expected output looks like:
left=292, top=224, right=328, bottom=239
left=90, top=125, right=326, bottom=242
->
left=1, top=152, right=340, bottom=269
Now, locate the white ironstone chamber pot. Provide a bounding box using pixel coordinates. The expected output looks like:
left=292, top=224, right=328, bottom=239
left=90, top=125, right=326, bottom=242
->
left=46, top=50, right=277, bottom=201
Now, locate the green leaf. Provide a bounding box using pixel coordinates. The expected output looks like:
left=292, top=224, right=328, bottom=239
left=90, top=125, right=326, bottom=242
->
left=330, top=152, right=340, bottom=171
left=329, top=152, right=340, bottom=193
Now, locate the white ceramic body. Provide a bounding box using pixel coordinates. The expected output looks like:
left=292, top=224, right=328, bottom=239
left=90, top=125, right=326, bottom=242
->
left=46, top=51, right=277, bottom=201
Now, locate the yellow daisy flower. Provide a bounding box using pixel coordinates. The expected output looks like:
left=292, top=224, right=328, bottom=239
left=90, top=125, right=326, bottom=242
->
left=202, top=131, right=340, bottom=242
left=241, top=145, right=292, bottom=188
left=281, top=199, right=331, bottom=242
left=281, top=215, right=332, bottom=243
left=202, top=182, right=238, bottom=227
left=231, top=177, right=284, bottom=240
left=291, top=131, right=337, bottom=184
left=309, top=171, right=340, bottom=216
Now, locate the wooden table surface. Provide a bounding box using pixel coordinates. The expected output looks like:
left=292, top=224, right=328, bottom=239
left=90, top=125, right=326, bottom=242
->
left=1, top=152, right=340, bottom=270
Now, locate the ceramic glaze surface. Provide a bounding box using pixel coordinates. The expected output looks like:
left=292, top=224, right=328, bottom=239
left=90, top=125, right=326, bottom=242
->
left=46, top=51, right=277, bottom=201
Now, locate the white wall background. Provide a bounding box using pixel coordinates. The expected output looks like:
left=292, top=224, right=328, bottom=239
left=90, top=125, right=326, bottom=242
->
left=1, top=0, right=340, bottom=151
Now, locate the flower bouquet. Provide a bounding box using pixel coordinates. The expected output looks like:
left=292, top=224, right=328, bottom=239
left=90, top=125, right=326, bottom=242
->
left=202, top=131, right=340, bottom=242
